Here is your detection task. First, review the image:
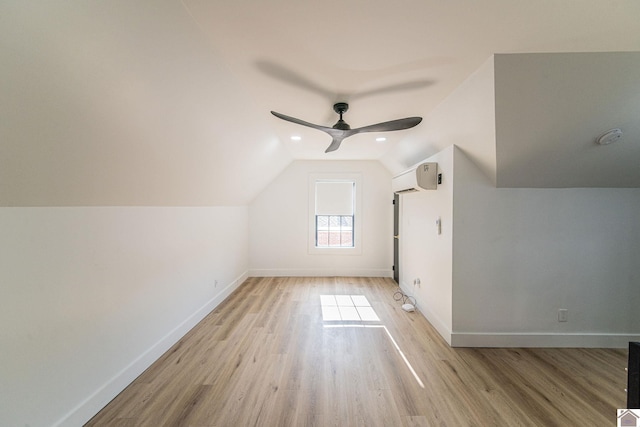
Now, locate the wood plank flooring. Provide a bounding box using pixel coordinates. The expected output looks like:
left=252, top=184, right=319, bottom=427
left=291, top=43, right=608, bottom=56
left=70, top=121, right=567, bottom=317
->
left=86, top=277, right=628, bottom=426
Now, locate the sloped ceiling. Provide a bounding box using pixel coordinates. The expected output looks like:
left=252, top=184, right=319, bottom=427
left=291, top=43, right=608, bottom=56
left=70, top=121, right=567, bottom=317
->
left=495, top=52, right=640, bottom=188
left=1, top=1, right=639, bottom=206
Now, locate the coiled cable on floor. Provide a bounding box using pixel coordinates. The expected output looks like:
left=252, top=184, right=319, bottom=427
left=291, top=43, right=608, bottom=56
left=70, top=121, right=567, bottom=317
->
left=393, top=289, right=416, bottom=307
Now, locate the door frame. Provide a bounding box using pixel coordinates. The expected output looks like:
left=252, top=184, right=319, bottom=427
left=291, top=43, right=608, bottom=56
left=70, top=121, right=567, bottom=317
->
left=393, top=193, right=400, bottom=283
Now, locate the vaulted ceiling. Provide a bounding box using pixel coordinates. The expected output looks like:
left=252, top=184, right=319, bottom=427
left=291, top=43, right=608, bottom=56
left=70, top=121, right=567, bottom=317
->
left=1, top=1, right=639, bottom=206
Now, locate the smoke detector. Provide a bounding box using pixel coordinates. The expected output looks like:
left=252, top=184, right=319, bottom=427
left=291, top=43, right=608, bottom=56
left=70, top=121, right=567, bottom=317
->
left=596, top=128, right=623, bottom=145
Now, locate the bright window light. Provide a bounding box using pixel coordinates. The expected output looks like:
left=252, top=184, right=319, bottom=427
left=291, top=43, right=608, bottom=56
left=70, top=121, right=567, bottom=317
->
left=357, top=306, right=379, bottom=321
left=319, top=294, right=424, bottom=388
left=320, top=295, right=380, bottom=322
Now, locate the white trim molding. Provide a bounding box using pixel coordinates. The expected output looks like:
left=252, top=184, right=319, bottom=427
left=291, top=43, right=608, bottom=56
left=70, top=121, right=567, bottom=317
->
left=249, top=268, right=393, bottom=278
left=399, top=281, right=453, bottom=346
left=450, top=332, right=640, bottom=348
left=55, top=271, right=249, bottom=427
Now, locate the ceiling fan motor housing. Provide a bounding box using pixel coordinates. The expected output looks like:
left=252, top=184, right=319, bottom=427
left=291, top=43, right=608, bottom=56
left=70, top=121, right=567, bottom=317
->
left=333, top=102, right=349, bottom=114
left=333, top=119, right=351, bottom=130
left=332, top=102, right=351, bottom=130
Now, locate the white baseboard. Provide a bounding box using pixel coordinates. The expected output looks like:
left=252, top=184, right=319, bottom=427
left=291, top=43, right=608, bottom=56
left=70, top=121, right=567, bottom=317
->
left=396, top=281, right=638, bottom=349
left=55, top=271, right=249, bottom=427
left=450, top=332, right=640, bottom=348
left=249, top=268, right=393, bottom=278
left=398, top=281, right=452, bottom=346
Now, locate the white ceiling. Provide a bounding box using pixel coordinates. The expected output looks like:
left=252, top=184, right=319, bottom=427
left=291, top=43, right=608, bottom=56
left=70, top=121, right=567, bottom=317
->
left=1, top=1, right=639, bottom=206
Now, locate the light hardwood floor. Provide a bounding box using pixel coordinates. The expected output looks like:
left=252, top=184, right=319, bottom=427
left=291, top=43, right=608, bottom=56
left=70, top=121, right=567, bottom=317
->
left=86, top=277, right=628, bottom=426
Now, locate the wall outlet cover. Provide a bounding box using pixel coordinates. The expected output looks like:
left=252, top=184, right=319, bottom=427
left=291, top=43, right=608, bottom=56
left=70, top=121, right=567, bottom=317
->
left=558, top=309, right=568, bottom=322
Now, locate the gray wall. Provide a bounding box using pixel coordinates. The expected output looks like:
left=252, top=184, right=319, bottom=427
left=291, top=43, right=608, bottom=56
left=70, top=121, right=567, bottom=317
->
left=453, top=148, right=640, bottom=346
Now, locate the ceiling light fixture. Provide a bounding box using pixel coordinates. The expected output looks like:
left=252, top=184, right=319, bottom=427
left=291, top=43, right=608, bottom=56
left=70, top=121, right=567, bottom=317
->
left=376, top=137, right=386, bottom=142
left=290, top=135, right=302, bottom=141
left=596, top=128, right=623, bottom=145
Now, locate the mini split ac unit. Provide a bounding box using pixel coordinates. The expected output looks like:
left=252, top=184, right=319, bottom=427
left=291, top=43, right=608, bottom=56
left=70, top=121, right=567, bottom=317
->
left=392, top=162, right=438, bottom=193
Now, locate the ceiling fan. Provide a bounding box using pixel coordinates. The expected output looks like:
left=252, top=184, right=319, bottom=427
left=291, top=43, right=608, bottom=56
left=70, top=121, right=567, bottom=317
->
left=271, top=102, right=422, bottom=153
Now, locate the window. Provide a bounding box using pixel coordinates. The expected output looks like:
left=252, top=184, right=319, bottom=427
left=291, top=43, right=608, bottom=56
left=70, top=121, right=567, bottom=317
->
left=315, top=181, right=354, bottom=248
left=316, top=215, right=353, bottom=247
left=308, top=173, right=362, bottom=255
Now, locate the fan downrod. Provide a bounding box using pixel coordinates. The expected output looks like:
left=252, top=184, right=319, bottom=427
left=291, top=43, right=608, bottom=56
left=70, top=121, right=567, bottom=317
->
left=332, top=102, right=350, bottom=130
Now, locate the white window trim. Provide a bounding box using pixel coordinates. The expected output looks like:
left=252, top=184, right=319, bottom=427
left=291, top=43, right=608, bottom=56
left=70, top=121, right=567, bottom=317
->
left=308, top=172, right=362, bottom=255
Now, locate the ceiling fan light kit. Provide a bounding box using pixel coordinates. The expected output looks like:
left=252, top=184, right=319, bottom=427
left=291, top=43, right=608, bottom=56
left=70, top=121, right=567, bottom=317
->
left=271, top=102, right=422, bottom=153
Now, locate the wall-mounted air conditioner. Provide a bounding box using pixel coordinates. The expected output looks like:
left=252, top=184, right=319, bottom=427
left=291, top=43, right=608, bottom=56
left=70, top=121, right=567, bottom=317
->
left=392, top=162, right=438, bottom=193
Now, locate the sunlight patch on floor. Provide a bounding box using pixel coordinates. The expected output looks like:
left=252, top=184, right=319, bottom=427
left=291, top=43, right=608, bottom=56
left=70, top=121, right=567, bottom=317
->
left=320, top=294, right=424, bottom=388
left=320, top=294, right=380, bottom=322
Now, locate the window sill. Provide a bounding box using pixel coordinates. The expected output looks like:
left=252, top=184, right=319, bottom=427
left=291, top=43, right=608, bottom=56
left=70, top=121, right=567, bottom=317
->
left=309, top=246, right=362, bottom=255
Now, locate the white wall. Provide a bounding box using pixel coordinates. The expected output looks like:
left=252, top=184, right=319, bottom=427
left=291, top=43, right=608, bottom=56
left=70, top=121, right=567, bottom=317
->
left=396, top=51, right=640, bottom=348
left=452, top=149, right=640, bottom=347
left=380, top=55, right=497, bottom=180
left=397, top=147, right=454, bottom=343
left=249, top=160, right=393, bottom=277
left=391, top=56, right=496, bottom=345
left=0, top=206, right=249, bottom=427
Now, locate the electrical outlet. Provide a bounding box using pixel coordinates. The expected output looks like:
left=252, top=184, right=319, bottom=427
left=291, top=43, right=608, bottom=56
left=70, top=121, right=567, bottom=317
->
left=558, top=309, right=568, bottom=322
left=414, top=278, right=421, bottom=287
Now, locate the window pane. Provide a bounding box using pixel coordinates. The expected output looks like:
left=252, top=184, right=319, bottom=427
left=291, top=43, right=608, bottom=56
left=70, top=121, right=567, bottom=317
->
left=315, top=215, right=354, bottom=248
left=329, top=231, right=340, bottom=246
left=317, top=231, right=329, bottom=246
left=341, top=231, right=353, bottom=246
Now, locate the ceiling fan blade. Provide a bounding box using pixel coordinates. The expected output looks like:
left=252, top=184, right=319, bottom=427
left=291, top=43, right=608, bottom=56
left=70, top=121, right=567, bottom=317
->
left=351, top=117, right=422, bottom=134
left=272, top=104, right=422, bottom=153
left=324, top=136, right=346, bottom=153
left=271, top=111, right=334, bottom=132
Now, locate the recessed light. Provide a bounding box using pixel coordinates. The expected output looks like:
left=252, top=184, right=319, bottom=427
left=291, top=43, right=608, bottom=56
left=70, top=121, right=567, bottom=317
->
left=291, top=136, right=302, bottom=141
left=376, top=137, right=386, bottom=142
